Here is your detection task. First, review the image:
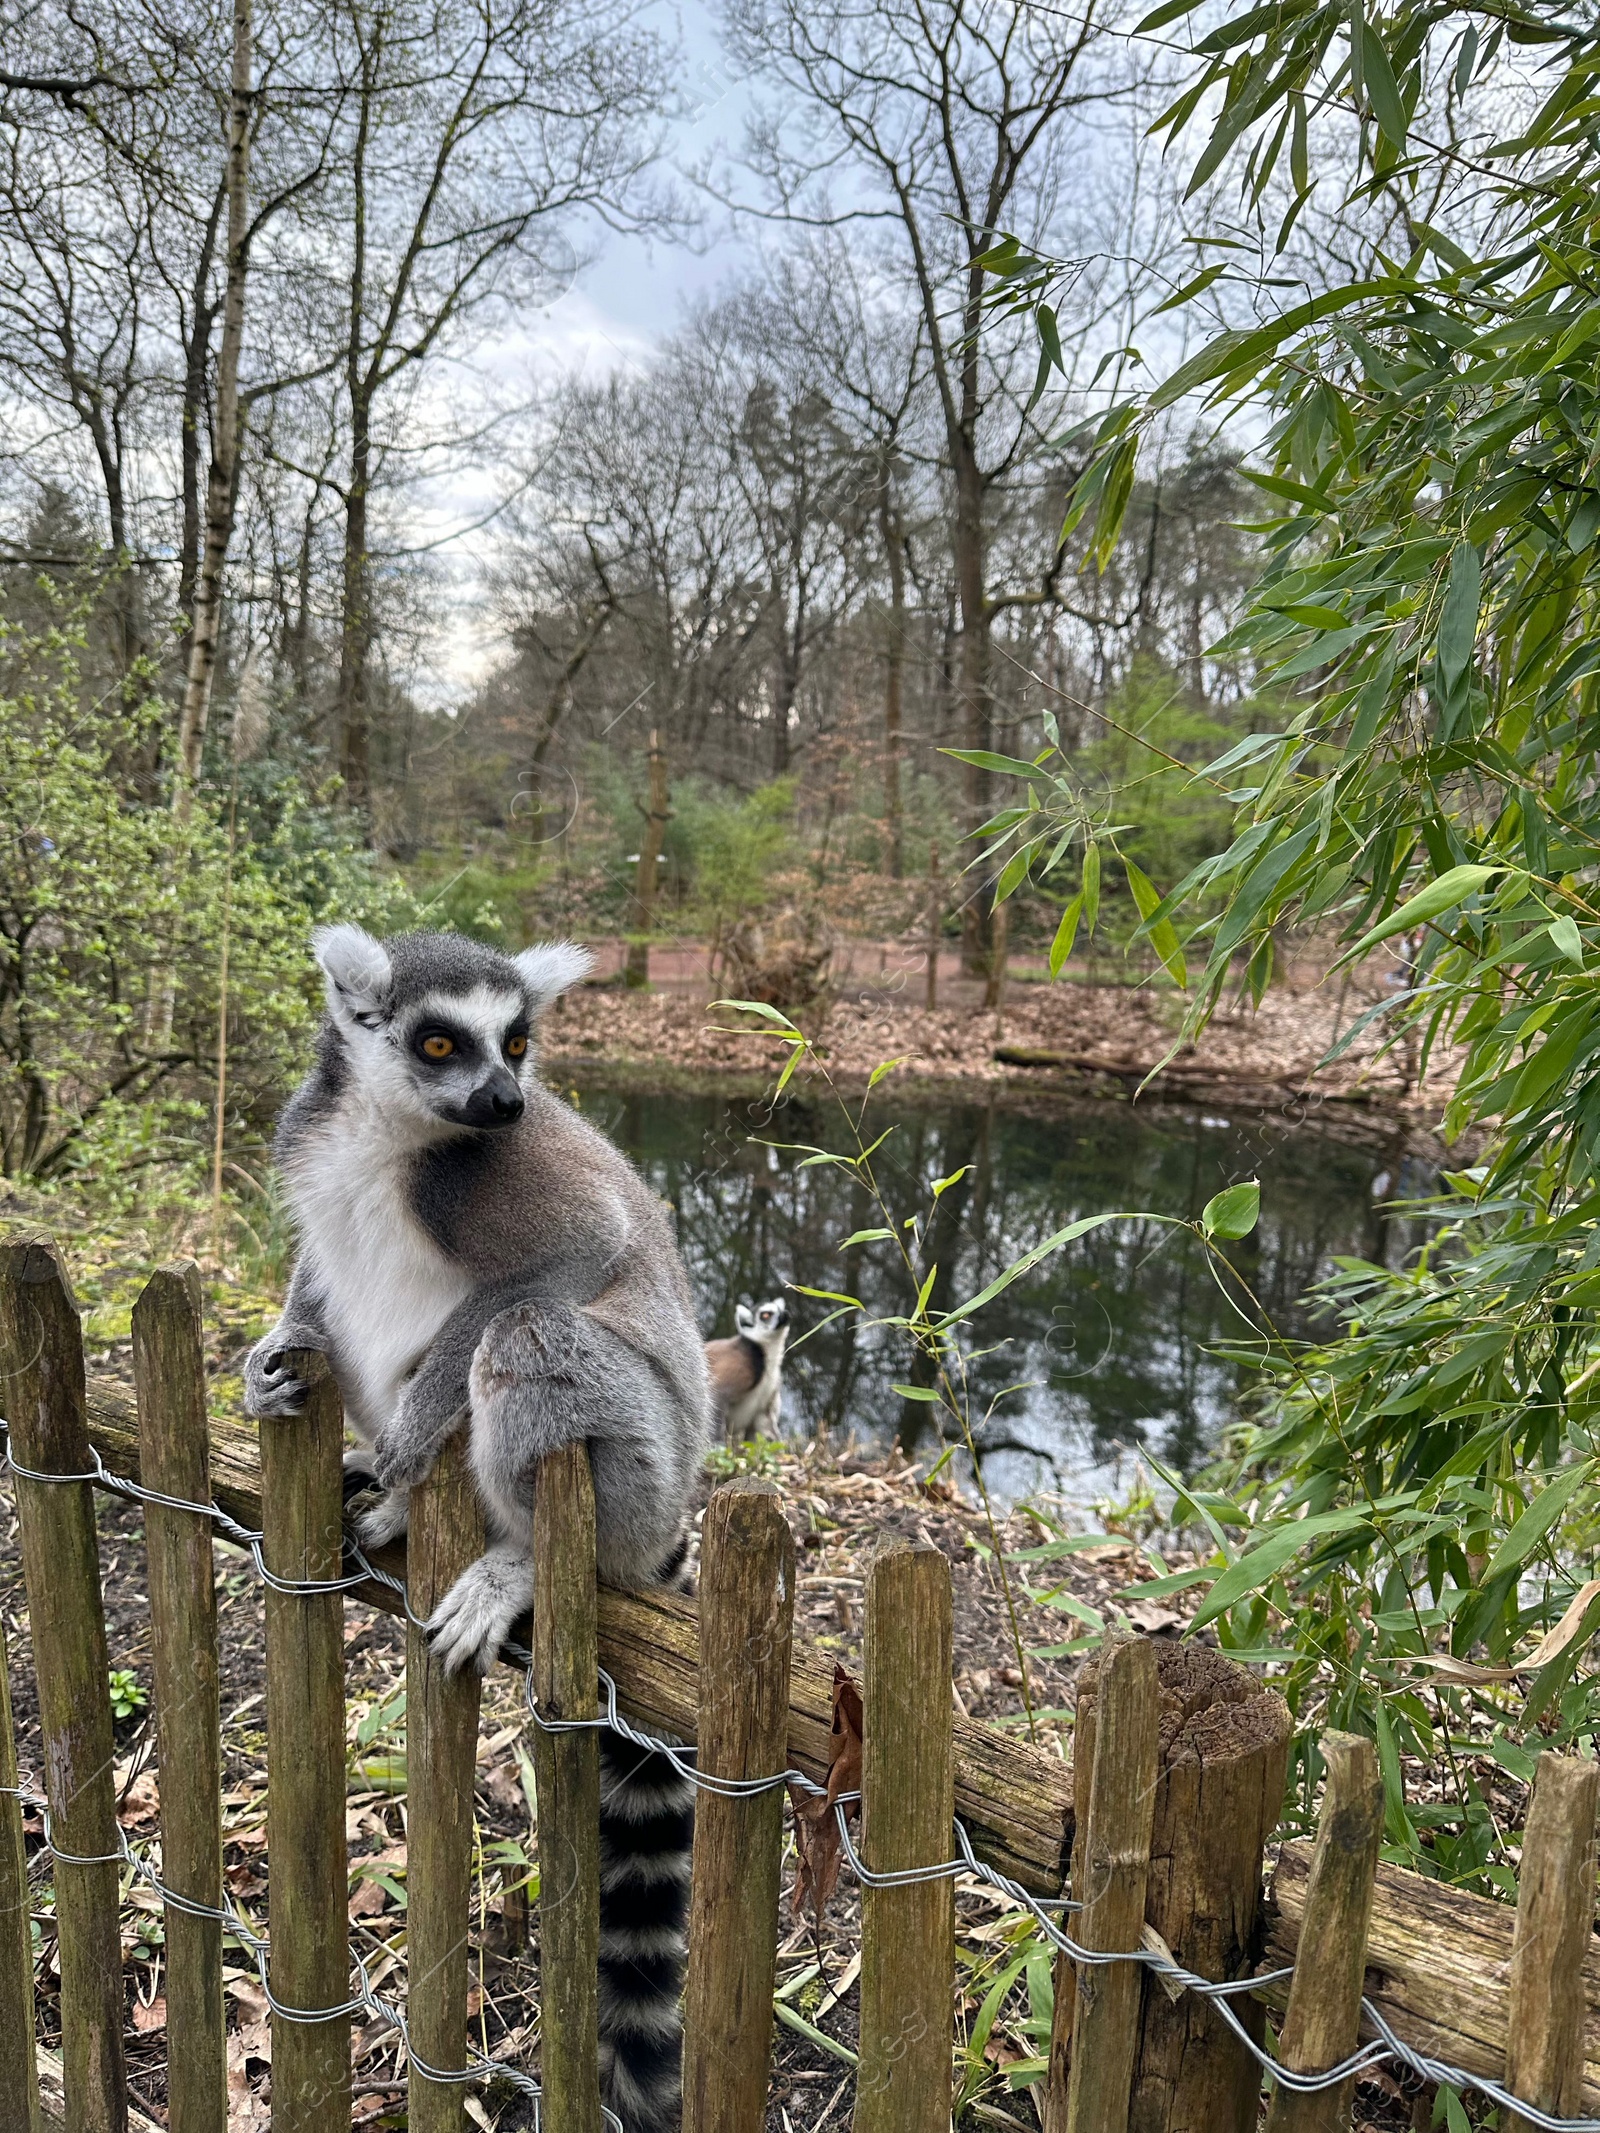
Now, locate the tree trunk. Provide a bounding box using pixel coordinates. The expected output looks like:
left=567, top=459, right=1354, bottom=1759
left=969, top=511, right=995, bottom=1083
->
left=338, top=412, right=372, bottom=813
left=624, top=728, right=670, bottom=989
left=172, top=0, right=251, bottom=815
left=286, top=498, right=314, bottom=711
left=879, top=453, right=905, bottom=879
left=526, top=591, right=613, bottom=837
left=953, top=439, right=995, bottom=976
left=177, top=184, right=226, bottom=638
left=771, top=626, right=799, bottom=776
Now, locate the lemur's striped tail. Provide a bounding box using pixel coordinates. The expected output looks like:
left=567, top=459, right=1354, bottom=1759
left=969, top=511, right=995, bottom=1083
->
left=596, top=1731, right=695, bottom=2132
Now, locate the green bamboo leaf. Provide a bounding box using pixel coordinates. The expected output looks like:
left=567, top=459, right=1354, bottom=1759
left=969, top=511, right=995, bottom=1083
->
left=1148, top=282, right=1394, bottom=412
left=711, top=997, right=802, bottom=1028
left=996, top=847, right=1032, bottom=901
left=1201, top=1180, right=1261, bottom=1239
left=1343, top=864, right=1504, bottom=961
left=1049, top=892, right=1084, bottom=975
left=1089, top=438, right=1139, bottom=567
left=936, top=1212, right=1138, bottom=1325
left=1125, top=855, right=1187, bottom=988
left=1190, top=1506, right=1375, bottom=1630
left=1436, top=540, right=1483, bottom=699
left=1083, top=841, right=1101, bottom=930
left=1550, top=914, right=1584, bottom=965
left=1360, top=23, right=1408, bottom=143
left=1133, top=0, right=1207, bottom=29
left=1482, top=1462, right=1593, bottom=1582
left=941, top=747, right=1053, bottom=780
left=969, top=1956, right=1030, bottom=2061
left=1150, top=262, right=1229, bottom=316
left=773, top=2002, right=857, bottom=2066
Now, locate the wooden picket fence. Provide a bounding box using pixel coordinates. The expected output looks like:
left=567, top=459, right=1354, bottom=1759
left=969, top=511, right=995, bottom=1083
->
left=4, top=1228, right=1600, bottom=2133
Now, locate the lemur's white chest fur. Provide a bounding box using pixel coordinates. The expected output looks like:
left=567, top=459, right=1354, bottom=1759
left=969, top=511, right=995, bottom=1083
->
left=725, top=1349, right=783, bottom=1437
left=284, top=1111, right=471, bottom=1440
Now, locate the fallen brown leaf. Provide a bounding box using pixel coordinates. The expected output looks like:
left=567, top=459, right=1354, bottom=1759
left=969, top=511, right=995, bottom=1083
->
left=225, top=1978, right=270, bottom=2023
left=118, top=1771, right=161, bottom=1829
left=788, top=1665, right=862, bottom=1925
left=349, top=1877, right=388, bottom=1918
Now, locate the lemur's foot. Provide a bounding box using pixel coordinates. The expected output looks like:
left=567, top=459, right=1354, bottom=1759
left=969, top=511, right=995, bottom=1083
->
left=355, top=1487, right=412, bottom=1550
left=426, top=1548, right=535, bottom=1676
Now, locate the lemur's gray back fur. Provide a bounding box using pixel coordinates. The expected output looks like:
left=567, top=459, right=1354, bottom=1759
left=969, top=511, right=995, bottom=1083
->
left=244, top=926, right=708, bottom=2132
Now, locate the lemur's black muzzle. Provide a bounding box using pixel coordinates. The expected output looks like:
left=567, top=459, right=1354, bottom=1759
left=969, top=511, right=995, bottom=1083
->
left=457, top=1070, right=525, bottom=1128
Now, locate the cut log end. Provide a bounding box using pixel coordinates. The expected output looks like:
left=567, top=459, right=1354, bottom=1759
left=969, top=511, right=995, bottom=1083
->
left=1075, top=1638, right=1294, bottom=1775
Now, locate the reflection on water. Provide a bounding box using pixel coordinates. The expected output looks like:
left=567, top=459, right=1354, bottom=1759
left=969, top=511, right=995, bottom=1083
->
left=572, top=1075, right=1432, bottom=1510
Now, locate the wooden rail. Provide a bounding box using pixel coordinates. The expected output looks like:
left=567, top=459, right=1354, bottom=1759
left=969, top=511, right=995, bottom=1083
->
left=1263, top=1837, right=1600, bottom=2109
left=76, top=1375, right=1075, bottom=1897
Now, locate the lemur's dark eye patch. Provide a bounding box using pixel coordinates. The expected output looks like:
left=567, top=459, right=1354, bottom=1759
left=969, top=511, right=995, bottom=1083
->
left=418, top=1031, right=457, bottom=1061
left=505, top=1033, right=528, bottom=1059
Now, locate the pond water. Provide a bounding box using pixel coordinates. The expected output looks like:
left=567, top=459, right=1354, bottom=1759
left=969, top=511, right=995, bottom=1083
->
left=572, top=1074, right=1435, bottom=1512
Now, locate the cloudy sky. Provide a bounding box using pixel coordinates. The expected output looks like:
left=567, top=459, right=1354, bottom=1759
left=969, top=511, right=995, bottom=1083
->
left=410, top=0, right=764, bottom=698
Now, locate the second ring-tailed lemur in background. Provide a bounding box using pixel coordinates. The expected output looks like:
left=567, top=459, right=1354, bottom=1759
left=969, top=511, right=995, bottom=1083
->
left=705, top=1297, right=790, bottom=1446
left=242, top=925, right=709, bottom=2133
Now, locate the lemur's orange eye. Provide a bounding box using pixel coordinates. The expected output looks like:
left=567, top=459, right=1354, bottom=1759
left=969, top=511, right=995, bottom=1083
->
left=506, top=1035, right=528, bottom=1059
left=421, top=1033, right=455, bottom=1060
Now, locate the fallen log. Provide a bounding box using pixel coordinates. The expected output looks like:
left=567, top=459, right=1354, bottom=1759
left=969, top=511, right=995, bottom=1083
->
left=79, top=1376, right=1074, bottom=1897
left=1261, top=1840, right=1600, bottom=2109
left=38, top=2044, right=162, bottom=2133
left=990, top=1044, right=1383, bottom=1110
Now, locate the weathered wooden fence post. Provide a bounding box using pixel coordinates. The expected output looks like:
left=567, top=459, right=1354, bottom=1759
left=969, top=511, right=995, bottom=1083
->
left=1065, top=1636, right=1160, bottom=2133
left=1, top=1606, right=40, bottom=2133
left=0, top=1236, right=127, bottom=2133
left=406, top=1431, right=485, bottom=2133
left=853, top=1538, right=954, bottom=2133
left=530, top=1442, right=601, bottom=2133
left=261, top=1350, right=351, bottom=2133
left=132, top=1265, right=227, bottom=2133
left=1261, top=1733, right=1383, bottom=2133
left=1504, top=1750, right=1600, bottom=2133
left=1046, top=1641, right=1290, bottom=2133
left=683, top=1479, right=796, bottom=2133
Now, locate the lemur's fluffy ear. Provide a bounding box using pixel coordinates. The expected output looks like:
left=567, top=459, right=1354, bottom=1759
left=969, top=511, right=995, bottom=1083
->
left=313, top=923, right=393, bottom=1025
left=735, top=1302, right=755, bottom=1334
left=515, top=940, right=594, bottom=1015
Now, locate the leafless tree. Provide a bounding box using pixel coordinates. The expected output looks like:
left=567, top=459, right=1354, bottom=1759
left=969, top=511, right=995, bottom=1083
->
left=311, top=0, right=677, bottom=815
left=720, top=0, right=1151, bottom=967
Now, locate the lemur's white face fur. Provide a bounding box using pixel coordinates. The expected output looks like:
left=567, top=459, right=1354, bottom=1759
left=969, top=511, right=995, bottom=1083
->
left=735, top=1297, right=790, bottom=1351
left=312, top=924, right=592, bottom=1138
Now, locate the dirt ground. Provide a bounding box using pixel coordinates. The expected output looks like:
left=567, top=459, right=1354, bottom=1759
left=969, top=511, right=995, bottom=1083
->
left=1, top=1434, right=1432, bottom=2132
left=541, top=944, right=1455, bottom=1120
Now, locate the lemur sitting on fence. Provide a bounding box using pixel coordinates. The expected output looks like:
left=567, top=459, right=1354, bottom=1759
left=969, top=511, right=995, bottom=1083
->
left=242, top=925, right=709, bottom=2133
left=705, top=1297, right=790, bottom=1447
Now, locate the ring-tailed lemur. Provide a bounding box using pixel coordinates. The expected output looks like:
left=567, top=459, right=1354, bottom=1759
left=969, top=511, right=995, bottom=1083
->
left=241, top=925, right=709, bottom=2133
left=705, top=1297, right=790, bottom=1446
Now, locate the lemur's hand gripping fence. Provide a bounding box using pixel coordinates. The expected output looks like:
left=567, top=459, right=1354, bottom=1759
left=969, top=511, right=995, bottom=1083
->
left=6, top=1232, right=1600, bottom=2131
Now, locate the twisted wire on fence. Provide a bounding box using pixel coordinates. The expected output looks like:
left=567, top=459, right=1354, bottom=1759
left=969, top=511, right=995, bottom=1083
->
left=5, top=1419, right=1600, bottom=2131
